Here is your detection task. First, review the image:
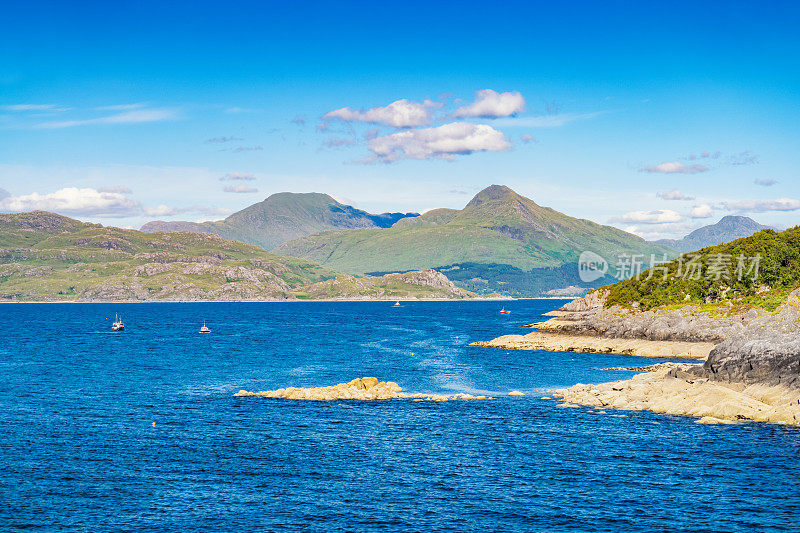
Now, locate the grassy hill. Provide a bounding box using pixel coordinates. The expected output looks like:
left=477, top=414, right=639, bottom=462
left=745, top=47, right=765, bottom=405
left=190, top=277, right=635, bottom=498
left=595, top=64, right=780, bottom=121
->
left=0, top=211, right=480, bottom=301
left=604, top=226, right=800, bottom=311
left=276, top=185, right=675, bottom=296
left=140, top=192, right=417, bottom=251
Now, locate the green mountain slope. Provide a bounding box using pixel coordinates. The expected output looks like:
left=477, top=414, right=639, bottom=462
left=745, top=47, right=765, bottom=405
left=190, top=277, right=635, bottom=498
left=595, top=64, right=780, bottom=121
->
left=604, top=226, right=800, bottom=311
left=0, top=211, right=477, bottom=301
left=275, top=185, right=676, bottom=295
left=140, top=192, right=418, bottom=251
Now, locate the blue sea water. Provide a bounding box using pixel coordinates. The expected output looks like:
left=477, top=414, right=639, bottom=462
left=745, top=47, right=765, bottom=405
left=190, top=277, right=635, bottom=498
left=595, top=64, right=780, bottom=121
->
left=1, top=299, right=799, bottom=532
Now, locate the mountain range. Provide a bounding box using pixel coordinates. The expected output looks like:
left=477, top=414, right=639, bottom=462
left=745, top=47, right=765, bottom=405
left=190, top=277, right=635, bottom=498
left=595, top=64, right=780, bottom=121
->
left=651, top=215, right=773, bottom=253
left=274, top=185, right=676, bottom=296
left=0, top=211, right=481, bottom=301
left=123, top=186, right=776, bottom=298
left=141, top=192, right=418, bottom=251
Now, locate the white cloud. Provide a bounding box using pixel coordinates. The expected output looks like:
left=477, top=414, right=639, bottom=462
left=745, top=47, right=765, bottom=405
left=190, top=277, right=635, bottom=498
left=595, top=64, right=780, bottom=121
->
left=728, top=151, right=758, bottom=166
left=491, top=111, right=605, bottom=128
left=0, top=187, right=141, bottom=217
left=639, top=161, right=709, bottom=174
left=622, top=222, right=695, bottom=241
left=35, top=108, right=178, bottom=129
left=223, top=185, right=258, bottom=193
left=657, top=189, right=695, bottom=201
left=520, top=134, right=537, bottom=144
left=225, top=107, right=260, bottom=114
left=323, top=137, right=356, bottom=148
left=687, top=151, right=721, bottom=160
left=452, top=89, right=525, bottom=119
left=2, top=104, right=69, bottom=112
left=206, top=136, right=243, bottom=144
left=144, top=204, right=235, bottom=217
left=220, top=172, right=256, bottom=181
left=96, top=185, right=133, bottom=194
left=615, top=209, right=683, bottom=224
left=95, top=103, right=147, bottom=111
left=725, top=198, right=800, bottom=213
left=754, top=178, right=777, bottom=187
left=323, top=99, right=435, bottom=128
left=689, top=204, right=713, bottom=218
left=232, top=146, right=262, bottom=152
left=366, top=122, right=511, bottom=163
left=193, top=206, right=233, bottom=217
left=144, top=204, right=181, bottom=217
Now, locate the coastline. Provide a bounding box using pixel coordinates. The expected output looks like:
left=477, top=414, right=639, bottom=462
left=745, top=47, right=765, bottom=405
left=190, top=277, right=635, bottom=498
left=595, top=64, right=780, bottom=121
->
left=552, top=363, right=800, bottom=426
left=473, top=290, right=800, bottom=426
left=0, top=296, right=513, bottom=304
left=471, top=331, right=714, bottom=359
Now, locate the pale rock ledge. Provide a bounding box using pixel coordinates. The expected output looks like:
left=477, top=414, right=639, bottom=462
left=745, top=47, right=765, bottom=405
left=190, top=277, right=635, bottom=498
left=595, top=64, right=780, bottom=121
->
left=234, top=377, right=492, bottom=401
left=552, top=363, right=800, bottom=426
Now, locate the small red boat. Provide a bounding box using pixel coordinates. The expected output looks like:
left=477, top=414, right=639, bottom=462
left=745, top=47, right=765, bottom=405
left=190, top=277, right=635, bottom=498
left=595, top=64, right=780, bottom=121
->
left=499, top=308, right=511, bottom=314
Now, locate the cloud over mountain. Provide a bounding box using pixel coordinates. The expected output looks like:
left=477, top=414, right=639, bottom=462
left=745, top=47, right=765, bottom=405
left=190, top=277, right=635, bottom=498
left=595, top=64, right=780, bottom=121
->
left=615, top=209, right=683, bottom=224
left=0, top=187, right=142, bottom=217
left=366, top=122, right=510, bottom=162
left=725, top=198, right=800, bottom=212
left=223, top=184, right=259, bottom=193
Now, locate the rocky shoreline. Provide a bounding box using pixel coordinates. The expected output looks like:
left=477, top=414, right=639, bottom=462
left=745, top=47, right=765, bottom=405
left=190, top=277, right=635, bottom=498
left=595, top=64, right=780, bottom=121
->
left=553, top=362, right=800, bottom=426
left=474, top=289, right=800, bottom=426
left=471, top=331, right=714, bottom=359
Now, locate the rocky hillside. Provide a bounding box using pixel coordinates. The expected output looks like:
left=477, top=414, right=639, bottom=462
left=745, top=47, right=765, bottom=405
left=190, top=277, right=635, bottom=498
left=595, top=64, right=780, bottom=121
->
left=296, top=270, right=482, bottom=300
left=276, top=185, right=674, bottom=297
left=0, top=211, right=481, bottom=301
left=540, top=224, right=800, bottom=392
left=141, top=192, right=417, bottom=251
left=604, top=226, right=800, bottom=311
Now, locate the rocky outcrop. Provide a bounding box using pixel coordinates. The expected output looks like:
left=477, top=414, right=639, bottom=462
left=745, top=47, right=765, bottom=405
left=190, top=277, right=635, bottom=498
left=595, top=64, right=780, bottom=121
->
left=558, top=289, right=608, bottom=312
left=299, top=270, right=482, bottom=300
left=472, top=332, right=714, bottom=359
left=697, top=334, right=800, bottom=389
left=234, top=377, right=491, bottom=401
left=554, top=363, right=800, bottom=425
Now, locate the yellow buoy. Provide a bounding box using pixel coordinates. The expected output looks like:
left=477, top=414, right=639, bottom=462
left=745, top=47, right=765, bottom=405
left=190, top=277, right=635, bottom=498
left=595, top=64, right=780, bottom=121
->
left=152, top=422, right=156, bottom=427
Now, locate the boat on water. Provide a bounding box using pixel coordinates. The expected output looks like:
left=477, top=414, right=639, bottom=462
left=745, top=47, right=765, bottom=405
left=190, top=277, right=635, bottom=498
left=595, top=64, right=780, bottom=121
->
left=111, top=314, right=125, bottom=331
left=499, top=308, right=511, bottom=314
left=200, top=321, right=211, bottom=334
left=393, top=301, right=401, bottom=307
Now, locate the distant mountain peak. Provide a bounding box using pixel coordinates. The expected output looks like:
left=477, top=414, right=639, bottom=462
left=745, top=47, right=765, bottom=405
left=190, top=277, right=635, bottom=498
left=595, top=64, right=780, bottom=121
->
left=466, top=185, right=519, bottom=207
left=141, top=191, right=418, bottom=250
left=654, top=215, right=772, bottom=253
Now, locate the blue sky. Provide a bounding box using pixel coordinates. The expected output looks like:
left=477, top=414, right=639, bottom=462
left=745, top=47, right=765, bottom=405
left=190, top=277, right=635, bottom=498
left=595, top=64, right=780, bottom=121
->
left=1, top=0, right=799, bottom=239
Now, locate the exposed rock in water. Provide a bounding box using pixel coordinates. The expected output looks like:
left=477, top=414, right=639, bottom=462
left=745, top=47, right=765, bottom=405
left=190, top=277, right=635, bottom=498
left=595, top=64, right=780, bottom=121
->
left=234, top=377, right=491, bottom=401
